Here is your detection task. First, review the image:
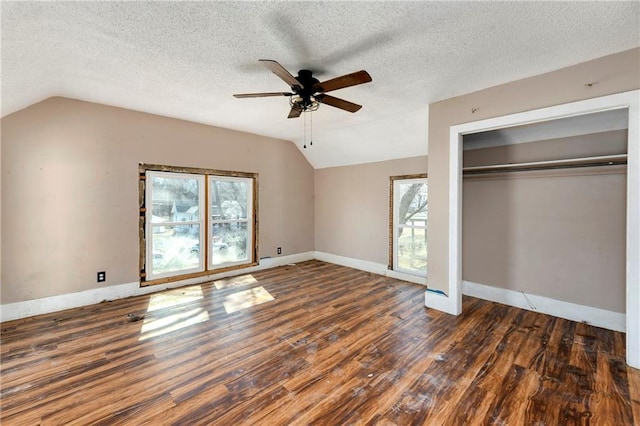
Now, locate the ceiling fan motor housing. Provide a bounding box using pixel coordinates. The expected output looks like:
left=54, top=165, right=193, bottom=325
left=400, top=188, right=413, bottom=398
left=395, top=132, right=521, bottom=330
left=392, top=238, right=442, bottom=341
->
left=293, top=70, right=320, bottom=108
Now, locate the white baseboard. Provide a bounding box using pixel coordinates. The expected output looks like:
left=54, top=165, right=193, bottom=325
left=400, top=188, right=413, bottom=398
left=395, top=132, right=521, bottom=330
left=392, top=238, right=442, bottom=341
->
left=386, top=270, right=427, bottom=286
left=2, top=252, right=625, bottom=334
left=313, top=252, right=428, bottom=285
left=462, top=280, right=625, bottom=332
left=313, top=251, right=388, bottom=275
left=0, top=252, right=314, bottom=322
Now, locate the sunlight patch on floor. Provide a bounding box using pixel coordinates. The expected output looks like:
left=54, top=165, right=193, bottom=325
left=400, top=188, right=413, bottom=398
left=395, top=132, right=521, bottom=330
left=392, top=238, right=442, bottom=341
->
left=146, top=285, right=204, bottom=312
left=139, top=285, right=208, bottom=340
left=223, top=286, right=274, bottom=314
left=139, top=307, right=209, bottom=340
left=214, top=274, right=258, bottom=290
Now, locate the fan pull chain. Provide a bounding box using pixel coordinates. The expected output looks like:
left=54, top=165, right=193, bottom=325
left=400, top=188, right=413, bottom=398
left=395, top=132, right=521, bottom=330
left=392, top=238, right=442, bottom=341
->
left=303, top=111, right=307, bottom=149
left=310, top=111, right=313, bottom=146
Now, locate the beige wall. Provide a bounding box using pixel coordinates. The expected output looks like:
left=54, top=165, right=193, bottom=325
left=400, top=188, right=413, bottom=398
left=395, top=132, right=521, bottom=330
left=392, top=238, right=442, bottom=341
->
left=428, top=47, right=640, bottom=295
left=462, top=131, right=627, bottom=312
left=315, top=156, right=427, bottom=265
left=1, top=97, right=314, bottom=304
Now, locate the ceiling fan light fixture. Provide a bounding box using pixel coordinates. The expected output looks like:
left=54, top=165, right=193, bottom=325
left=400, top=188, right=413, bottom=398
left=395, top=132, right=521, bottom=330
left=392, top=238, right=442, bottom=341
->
left=289, top=95, right=320, bottom=112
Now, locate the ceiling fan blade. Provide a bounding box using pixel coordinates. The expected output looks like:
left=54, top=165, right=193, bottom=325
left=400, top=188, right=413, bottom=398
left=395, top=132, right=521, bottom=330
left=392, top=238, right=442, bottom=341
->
left=233, top=92, right=293, bottom=98
left=259, top=59, right=302, bottom=89
left=288, top=106, right=303, bottom=119
left=313, top=70, right=372, bottom=93
left=317, top=94, right=362, bottom=113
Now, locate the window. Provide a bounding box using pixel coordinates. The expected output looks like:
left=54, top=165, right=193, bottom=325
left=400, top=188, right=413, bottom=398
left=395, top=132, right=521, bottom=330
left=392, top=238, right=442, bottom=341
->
left=389, top=175, right=428, bottom=277
left=146, top=171, right=205, bottom=279
left=140, top=164, right=257, bottom=284
left=209, top=176, right=253, bottom=269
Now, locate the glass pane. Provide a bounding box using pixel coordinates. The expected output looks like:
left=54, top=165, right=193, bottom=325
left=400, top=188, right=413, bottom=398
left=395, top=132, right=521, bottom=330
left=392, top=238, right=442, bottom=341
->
left=396, top=182, right=428, bottom=226
left=210, top=179, right=249, bottom=220
left=151, top=224, right=201, bottom=275
left=151, top=176, right=200, bottom=223
left=397, top=226, right=427, bottom=274
left=211, top=222, right=249, bottom=266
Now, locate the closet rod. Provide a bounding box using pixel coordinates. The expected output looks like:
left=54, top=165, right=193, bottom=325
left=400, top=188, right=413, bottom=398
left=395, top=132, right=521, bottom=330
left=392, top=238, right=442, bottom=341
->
left=463, top=154, right=627, bottom=174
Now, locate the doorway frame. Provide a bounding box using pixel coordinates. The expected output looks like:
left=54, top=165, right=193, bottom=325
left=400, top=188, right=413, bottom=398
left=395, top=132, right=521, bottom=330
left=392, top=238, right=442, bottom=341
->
left=447, top=90, right=639, bottom=368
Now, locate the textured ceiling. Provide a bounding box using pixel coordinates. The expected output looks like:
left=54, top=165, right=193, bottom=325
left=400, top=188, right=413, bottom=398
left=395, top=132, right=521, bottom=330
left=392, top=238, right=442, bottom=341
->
left=2, top=2, right=639, bottom=169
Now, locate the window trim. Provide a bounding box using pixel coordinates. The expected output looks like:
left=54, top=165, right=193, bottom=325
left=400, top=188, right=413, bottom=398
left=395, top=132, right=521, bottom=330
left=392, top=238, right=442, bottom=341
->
left=389, top=174, right=428, bottom=276
left=139, top=163, right=259, bottom=286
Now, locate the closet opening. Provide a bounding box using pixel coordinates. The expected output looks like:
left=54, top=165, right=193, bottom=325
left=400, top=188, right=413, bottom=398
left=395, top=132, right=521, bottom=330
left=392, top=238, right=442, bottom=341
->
left=462, top=109, right=627, bottom=330
left=445, top=90, right=639, bottom=368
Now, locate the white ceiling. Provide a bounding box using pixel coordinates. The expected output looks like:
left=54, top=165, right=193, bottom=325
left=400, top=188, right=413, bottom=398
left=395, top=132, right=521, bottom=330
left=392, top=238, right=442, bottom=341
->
left=2, top=2, right=639, bottom=169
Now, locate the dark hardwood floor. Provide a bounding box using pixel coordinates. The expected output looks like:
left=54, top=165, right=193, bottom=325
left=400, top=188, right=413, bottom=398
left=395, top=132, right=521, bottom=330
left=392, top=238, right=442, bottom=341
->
left=1, top=260, right=638, bottom=425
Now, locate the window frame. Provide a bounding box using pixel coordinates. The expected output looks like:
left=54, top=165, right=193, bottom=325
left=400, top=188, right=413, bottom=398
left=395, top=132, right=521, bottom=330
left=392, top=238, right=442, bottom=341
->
left=139, top=164, right=258, bottom=286
left=389, top=174, right=428, bottom=277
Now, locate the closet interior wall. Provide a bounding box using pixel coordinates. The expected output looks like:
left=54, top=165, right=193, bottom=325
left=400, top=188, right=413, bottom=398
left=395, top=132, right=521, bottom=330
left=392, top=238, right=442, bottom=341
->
left=461, top=129, right=628, bottom=313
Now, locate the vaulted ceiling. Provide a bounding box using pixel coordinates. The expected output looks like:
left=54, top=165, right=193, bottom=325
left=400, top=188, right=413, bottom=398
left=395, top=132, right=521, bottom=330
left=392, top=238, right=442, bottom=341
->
left=2, top=2, right=638, bottom=168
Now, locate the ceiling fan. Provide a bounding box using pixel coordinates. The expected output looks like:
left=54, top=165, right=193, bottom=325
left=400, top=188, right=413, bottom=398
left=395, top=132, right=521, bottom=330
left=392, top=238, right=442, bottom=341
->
left=234, top=60, right=372, bottom=118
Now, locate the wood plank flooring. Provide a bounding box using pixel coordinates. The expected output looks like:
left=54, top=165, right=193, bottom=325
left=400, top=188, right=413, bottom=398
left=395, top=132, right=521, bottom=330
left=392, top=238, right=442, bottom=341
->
left=1, top=260, right=638, bottom=425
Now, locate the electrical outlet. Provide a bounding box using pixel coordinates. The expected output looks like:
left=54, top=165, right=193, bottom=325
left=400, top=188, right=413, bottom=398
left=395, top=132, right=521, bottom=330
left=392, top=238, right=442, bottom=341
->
left=97, top=271, right=106, bottom=282
left=277, top=247, right=282, bottom=255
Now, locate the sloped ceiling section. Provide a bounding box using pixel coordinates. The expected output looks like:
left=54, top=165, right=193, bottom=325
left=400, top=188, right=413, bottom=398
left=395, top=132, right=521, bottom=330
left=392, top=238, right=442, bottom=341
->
left=2, top=2, right=639, bottom=169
